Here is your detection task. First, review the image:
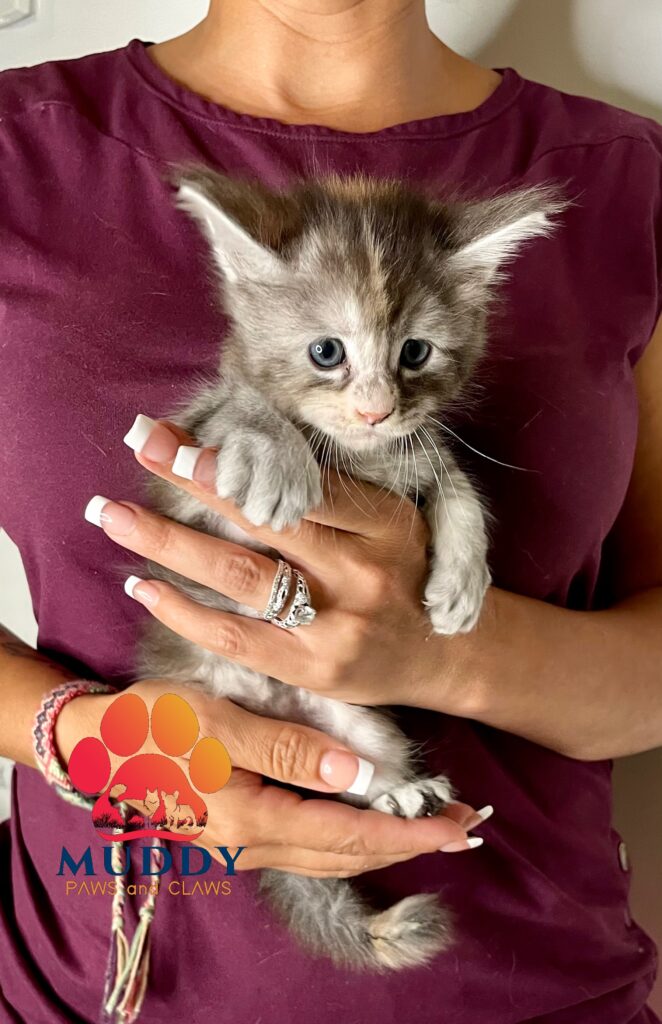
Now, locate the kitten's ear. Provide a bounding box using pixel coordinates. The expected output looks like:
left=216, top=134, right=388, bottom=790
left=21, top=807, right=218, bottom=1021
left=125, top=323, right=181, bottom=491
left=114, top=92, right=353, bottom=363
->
left=171, top=166, right=300, bottom=284
left=443, top=186, right=567, bottom=286
left=175, top=182, right=280, bottom=282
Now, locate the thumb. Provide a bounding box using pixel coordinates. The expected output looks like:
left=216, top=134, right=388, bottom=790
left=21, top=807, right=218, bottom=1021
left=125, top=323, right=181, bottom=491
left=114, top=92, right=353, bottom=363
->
left=212, top=699, right=375, bottom=796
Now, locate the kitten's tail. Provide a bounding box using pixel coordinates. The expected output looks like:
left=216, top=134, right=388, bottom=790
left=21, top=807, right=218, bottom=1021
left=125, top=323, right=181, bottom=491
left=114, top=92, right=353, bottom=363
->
left=259, top=869, right=452, bottom=971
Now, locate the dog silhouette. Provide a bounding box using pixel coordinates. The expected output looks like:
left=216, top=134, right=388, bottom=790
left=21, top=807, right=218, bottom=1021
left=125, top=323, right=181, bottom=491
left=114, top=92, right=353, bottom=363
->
left=161, top=789, right=197, bottom=832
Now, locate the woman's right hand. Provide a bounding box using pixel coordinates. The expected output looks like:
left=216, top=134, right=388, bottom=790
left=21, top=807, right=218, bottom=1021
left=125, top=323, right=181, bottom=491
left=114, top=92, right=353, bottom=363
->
left=55, top=678, right=480, bottom=877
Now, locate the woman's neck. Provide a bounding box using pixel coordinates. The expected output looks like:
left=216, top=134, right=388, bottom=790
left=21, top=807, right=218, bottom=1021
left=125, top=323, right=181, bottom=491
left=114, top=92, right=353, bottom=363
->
left=149, top=0, right=501, bottom=132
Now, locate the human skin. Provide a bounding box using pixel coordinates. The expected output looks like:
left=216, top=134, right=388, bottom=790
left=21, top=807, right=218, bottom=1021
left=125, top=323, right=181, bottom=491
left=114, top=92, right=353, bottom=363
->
left=128, top=0, right=661, bottom=762
left=147, top=0, right=503, bottom=133
left=2, top=0, right=661, bottom=876
left=0, top=649, right=480, bottom=873
left=93, top=326, right=662, bottom=765
left=1, top=0, right=497, bottom=877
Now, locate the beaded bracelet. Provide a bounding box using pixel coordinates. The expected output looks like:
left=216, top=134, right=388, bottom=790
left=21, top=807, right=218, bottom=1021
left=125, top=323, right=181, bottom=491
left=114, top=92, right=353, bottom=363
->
left=32, top=678, right=117, bottom=810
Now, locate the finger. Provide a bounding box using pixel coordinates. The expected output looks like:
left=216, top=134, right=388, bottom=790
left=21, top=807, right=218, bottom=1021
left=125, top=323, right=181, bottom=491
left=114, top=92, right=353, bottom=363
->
left=441, top=801, right=481, bottom=828
left=446, top=801, right=495, bottom=832
left=123, top=415, right=423, bottom=562
left=302, top=469, right=422, bottom=538
left=122, top=576, right=313, bottom=686
left=122, top=415, right=191, bottom=463
left=197, top=700, right=379, bottom=797
left=252, top=787, right=471, bottom=854
left=85, top=496, right=300, bottom=614
left=226, top=844, right=427, bottom=876
left=202, top=840, right=406, bottom=877
left=124, top=415, right=330, bottom=557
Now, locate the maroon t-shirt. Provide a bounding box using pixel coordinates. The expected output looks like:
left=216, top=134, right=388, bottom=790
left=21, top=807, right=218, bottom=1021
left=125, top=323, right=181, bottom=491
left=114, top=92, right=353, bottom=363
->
left=0, top=39, right=660, bottom=1024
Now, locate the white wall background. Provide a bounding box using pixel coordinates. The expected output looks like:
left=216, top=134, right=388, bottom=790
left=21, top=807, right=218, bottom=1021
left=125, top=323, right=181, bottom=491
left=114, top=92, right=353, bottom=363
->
left=1, top=0, right=660, bottom=1012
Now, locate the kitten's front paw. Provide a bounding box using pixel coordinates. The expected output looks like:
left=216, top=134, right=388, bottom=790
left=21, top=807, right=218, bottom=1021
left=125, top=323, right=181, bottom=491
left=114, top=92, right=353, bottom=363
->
left=424, top=559, right=490, bottom=635
left=214, top=431, right=322, bottom=531
left=371, top=776, right=454, bottom=819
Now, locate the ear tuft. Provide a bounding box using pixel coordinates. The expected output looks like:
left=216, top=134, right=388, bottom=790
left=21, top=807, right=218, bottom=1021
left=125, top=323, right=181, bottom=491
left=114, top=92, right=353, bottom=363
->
left=445, top=185, right=568, bottom=284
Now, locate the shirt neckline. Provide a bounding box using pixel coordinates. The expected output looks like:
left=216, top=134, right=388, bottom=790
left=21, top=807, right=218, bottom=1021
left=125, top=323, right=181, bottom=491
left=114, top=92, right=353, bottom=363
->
left=124, top=38, right=525, bottom=141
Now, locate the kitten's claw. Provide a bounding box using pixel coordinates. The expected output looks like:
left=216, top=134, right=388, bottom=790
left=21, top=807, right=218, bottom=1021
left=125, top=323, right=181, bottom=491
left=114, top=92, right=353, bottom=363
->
left=213, top=431, right=322, bottom=531
left=424, top=561, right=490, bottom=635
left=371, top=776, right=454, bottom=819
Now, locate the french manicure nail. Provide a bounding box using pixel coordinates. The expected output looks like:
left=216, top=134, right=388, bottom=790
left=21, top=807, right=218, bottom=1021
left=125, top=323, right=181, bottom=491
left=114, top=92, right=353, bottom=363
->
left=123, top=414, right=179, bottom=463
left=83, top=496, right=136, bottom=535
left=319, top=751, right=375, bottom=795
left=462, top=805, right=494, bottom=831
left=172, top=446, right=202, bottom=481
left=124, top=576, right=159, bottom=606
left=173, top=446, right=217, bottom=488
left=124, top=575, right=143, bottom=597
left=123, top=414, right=157, bottom=452
left=345, top=757, right=375, bottom=795
left=84, top=495, right=112, bottom=527
left=440, top=836, right=484, bottom=853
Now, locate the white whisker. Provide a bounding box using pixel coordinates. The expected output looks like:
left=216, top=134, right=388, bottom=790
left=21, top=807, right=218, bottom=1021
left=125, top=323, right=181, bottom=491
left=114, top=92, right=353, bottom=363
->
left=334, top=439, right=376, bottom=520
left=385, top=439, right=410, bottom=529
left=427, top=416, right=536, bottom=473
left=415, top=428, right=461, bottom=541
left=419, top=425, right=471, bottom=532
left=402, top=434, right=420, bottom=542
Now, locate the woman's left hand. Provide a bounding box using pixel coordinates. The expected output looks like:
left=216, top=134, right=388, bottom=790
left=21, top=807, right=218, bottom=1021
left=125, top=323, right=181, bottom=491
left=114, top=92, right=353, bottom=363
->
left=87, top=417, right=460, bottom=709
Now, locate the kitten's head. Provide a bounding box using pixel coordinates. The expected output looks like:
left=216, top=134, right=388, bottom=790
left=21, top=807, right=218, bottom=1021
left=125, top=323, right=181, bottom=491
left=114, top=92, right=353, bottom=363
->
left=173, top=169, right=562, bottom=452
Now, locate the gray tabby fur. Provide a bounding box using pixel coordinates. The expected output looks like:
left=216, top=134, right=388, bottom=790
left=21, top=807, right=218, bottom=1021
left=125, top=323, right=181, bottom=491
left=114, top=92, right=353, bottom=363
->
left=137, top=169, right=562, bottom=971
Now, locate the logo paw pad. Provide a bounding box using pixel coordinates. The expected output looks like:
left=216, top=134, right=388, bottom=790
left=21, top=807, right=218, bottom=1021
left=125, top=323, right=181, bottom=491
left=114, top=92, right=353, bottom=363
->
left=68, top=693, right=231, bottom=842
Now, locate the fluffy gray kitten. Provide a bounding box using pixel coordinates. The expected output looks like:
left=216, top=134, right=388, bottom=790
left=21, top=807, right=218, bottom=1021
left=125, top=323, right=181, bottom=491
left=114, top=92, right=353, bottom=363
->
left=138, top=169, right=560, bottom=971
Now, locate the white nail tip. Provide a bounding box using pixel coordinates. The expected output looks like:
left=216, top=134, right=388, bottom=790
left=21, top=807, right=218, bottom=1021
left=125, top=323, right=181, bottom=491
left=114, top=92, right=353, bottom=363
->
left=345, top=757, right=376, bottom=796
left=467, top=837, right=484, bottom=849
left=172, top=446, right=201, bottom=481
left=84, top=495, right=110, bottom=527
left=476, top=805, right=494, bottom=823
left=124, top=575, right=144, bottom=598
left=123, top=414, right=157, bottom=453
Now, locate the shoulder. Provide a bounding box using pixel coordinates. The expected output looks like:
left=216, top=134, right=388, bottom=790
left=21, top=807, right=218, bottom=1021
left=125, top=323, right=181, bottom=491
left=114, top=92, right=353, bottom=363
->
left=0, top=44, right=158, bottom=238
left=513, top=75, right=662, bottom=288
left=500, top=74, right=662, bottom=362
left=511, top=72, right=662, bottom=168
left=0, top=45, right=131, bottom=132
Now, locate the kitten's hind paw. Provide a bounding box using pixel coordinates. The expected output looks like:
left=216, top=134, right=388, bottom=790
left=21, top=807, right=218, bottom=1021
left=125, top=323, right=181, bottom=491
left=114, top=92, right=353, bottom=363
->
left=370, top=775, right=454, bottom=819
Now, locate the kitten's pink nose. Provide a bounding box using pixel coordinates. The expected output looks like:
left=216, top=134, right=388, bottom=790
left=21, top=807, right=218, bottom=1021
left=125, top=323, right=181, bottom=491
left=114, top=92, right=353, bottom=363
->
left=355, top=407, right=394, bottom=426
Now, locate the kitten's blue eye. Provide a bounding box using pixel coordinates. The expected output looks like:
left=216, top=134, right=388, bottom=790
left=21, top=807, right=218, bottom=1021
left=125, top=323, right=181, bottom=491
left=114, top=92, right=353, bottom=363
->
left=400, top=338, right=432, bottom=370
left=309, top=337, right=346, bottom=368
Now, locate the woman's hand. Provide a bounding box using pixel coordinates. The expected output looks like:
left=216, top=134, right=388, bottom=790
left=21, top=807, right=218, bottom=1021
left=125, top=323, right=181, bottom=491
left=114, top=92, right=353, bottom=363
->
left=84, top=416, right=456, bottom=709
left=55, top=678, right=483, bottom=875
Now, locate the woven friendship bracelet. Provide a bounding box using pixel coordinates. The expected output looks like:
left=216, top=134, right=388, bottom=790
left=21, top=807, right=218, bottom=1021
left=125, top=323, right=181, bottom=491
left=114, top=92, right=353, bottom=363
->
left=32, top=678, right=160, bottom=1023
left=32, top=678, right=117, bottom=810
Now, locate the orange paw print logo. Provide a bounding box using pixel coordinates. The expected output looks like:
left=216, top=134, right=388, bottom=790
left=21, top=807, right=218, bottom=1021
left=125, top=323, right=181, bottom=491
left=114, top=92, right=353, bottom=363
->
left=68, top=693, right=231, bottom=842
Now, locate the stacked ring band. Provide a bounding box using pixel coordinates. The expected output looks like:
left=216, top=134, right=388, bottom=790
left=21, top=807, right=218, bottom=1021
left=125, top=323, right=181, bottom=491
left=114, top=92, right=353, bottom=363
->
left=263, top=559, right=317, bottom=630
left=263, top=559, right=293, bottom=622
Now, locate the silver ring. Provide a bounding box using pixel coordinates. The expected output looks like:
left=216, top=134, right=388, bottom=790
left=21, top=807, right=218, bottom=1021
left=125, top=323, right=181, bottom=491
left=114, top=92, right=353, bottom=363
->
left=263, top=559, right=292, bottom=621
left=263, top=559, right=317, bottom=630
